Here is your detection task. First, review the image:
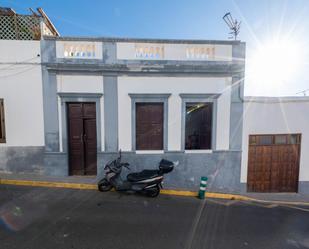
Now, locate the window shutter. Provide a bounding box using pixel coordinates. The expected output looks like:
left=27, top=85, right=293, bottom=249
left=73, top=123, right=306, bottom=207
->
left=136, top=103, right=163, bottom=150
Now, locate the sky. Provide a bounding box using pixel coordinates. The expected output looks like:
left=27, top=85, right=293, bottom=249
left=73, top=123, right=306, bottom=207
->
left=2, top=0, right=309, bottom=96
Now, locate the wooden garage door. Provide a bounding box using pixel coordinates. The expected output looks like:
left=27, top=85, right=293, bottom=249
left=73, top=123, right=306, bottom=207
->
left=247, top=134, right=301, bottom=192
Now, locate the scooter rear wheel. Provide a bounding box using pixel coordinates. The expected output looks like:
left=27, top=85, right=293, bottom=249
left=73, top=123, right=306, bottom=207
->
left=146, top=185, right=160, bottom=198
left=98, top=179, right=113, bottom=192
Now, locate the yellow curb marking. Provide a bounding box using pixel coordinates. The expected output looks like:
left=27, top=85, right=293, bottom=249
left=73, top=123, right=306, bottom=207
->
left=0, top=179, right=97, bottom=190
left=1, top=178, right=309, bottom=206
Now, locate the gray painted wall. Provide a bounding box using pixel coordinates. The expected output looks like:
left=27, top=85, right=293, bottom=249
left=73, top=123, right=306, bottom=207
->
left=41, top=40, right=60, bottom=152
left=104, top=76, right=118, bottom=151
left=0, top=147, right=44, bottom=174
left=97, top=151, right=242, bottom=193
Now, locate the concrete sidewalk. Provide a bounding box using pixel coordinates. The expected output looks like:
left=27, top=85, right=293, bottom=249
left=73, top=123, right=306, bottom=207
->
left=1, top=172, right=309, bottom=204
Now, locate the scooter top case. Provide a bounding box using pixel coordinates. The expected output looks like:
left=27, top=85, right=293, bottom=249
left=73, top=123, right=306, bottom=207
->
left=159, top=159, right=174, bottom=174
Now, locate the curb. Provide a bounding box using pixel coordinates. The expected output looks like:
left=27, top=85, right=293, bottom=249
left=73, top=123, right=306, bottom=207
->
left=1, top=178, right=309, bottom=206
left=0, top=179, right=97, bottom=190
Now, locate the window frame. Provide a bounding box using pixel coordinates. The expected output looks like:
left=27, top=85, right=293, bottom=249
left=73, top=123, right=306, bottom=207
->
left=0, top=99, right=6, bottom=143
left=129, top=94, right=170, bottom=152
left=180, top=94, right=219, bottom=151
left=249, top=134, right=302, bottom=146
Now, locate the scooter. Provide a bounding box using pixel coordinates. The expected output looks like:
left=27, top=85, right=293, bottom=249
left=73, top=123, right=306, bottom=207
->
left=97, top=151, right=174, bottom=197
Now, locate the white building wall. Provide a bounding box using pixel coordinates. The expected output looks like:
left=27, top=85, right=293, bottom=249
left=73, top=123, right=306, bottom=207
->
left=56, top=74, right=104, bottom=151
left=57, top=74, right=103, bottom=93
left=0, top=40, right=44, bottom=146
left=118, top=76, right=232, bottom=151
left=241, top=98, right=309, bottom=182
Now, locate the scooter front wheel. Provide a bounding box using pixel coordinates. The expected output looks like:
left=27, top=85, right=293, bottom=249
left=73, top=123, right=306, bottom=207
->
left=98, top=178, right=113, bottom=192
left=145, top=185, right=160, bottom=198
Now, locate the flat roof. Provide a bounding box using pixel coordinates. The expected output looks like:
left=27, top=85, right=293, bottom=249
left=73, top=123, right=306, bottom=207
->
left=44, top=35, right=244, bottom=45
left=244, top=96, right=309, bottom=103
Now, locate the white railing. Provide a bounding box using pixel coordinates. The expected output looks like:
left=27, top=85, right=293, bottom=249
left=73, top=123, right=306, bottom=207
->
left=185, top=46, right=216, bottom=60
left=56, top=41, right=102, bottom=59
left=135, top=44, right=165, bottom=59
left=117, top=42, right=232, bottom=61
left=63, top=44, right=95, bottom=58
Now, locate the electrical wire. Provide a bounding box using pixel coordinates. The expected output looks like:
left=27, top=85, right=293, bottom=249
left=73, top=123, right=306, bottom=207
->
left=0, top=55, right=40, bottom=72
left=0, top=65, right=37, bottom=79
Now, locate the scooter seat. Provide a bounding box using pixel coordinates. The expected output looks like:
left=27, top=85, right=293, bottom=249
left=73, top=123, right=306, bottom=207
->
left=127, top=170, right=159, bottom=182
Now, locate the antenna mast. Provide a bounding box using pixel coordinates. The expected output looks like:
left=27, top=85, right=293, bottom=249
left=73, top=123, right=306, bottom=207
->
left=223, top=12, right=241, bottom=40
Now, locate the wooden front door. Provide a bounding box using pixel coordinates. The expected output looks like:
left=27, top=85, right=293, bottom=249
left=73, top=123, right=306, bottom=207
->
left=247, top=134, right=301, bottom=192
left=67, top=103, right=97, bottom=175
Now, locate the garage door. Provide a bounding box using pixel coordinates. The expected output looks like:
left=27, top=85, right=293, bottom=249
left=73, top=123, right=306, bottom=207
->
left=247, top=134, right=301, bottom=192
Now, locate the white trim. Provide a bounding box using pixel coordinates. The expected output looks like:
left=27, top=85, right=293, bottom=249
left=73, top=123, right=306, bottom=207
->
left=135, top=150, right=164, bottom=154
left=185, top=150, right=213, bottom=154
left=100, top=96, right=105, bottom=152
left=57, top=96, right=63, bottom=152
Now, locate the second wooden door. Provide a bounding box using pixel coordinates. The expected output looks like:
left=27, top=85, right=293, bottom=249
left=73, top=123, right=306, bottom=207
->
left=247, top=134, right=301, bottom=192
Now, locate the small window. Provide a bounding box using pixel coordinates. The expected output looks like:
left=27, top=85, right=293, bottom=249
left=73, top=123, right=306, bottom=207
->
left=258, top=135, right=272, bottom=145
left=185, top=102, right=212, bottom=150
left=275, top=135, right=287, bottom=144
left=249, top=136, right=256, bottom=145
left=290, top=134, right=300, bottom=144
left=136, top=103, right=163, bottom=150
left=0, top=99, right=6, bottom=143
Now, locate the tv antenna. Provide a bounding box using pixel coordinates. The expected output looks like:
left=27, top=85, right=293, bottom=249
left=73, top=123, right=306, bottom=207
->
left=296, top=89, right=309, bottom=96
left=223, top=12, right=241, bottom=40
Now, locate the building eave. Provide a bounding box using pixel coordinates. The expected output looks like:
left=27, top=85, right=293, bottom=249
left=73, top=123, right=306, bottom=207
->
left=44, top=35, right=245, bottom=45
left=244, top=96, right=309, bottom=103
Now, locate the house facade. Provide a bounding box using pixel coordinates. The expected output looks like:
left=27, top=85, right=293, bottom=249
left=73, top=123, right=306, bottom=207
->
left=1, top=35, right=308, bottom=195
left=0, top=37, right=246, bottom=193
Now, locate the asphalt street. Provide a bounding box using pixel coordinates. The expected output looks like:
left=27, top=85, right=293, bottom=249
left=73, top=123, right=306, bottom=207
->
left=0, top=185, right=309, bottom=249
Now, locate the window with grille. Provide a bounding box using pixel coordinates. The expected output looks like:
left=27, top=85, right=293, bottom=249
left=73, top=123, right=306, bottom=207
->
left=185, top=102, right=213, bottom=150
left=0, top=99, right=6, bottom=143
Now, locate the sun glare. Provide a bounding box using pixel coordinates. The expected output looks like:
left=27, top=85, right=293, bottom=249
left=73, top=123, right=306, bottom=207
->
left=248, top=38, right=302, bottom=91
